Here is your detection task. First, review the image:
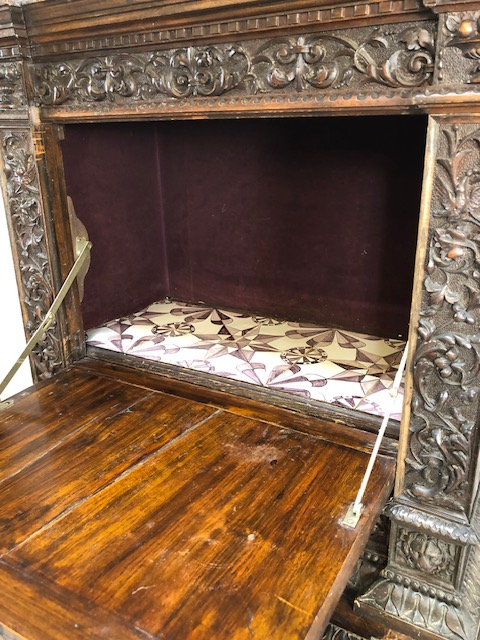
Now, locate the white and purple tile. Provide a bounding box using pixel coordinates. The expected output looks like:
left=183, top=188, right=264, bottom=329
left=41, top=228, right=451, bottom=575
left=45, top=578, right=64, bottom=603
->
left=86, top=299, right=406, bottom=421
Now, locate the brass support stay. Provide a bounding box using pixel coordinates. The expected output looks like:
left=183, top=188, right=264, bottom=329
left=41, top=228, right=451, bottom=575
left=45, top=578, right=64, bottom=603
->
left=0, top=237, right=92, bottom=409
left=341, top=343, right=409, bottom=529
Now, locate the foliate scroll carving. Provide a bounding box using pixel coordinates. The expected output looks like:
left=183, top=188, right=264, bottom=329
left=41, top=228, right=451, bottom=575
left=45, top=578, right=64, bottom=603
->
left=322, top=624, right=363, bottom=640
left=1, top=131, right=62, bottom=379
left=31, top=22, right=435, bottom=108
left=252, top=28, right=434, bottom=92
left=144, top=46, right=250, bottom=99
left=404, top=124, right=480, bottom=515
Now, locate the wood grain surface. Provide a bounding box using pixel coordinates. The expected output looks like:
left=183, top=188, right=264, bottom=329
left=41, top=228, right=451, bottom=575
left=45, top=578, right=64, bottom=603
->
left=0, top=362, right=395, bottom=640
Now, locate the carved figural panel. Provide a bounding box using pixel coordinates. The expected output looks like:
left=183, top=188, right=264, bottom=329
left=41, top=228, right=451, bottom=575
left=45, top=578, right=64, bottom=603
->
left=404, top=123, right=480, bottom=518
left=0, top=62, right=26, bottom=110
left=0, top=130, right=62, bottom=379
left=31, top=22, right=435, bottom=109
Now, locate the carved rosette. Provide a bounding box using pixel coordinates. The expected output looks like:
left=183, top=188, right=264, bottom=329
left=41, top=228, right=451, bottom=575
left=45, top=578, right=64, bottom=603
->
left=441, top=13, right=480, bottom=85
left=395, top=528, right=458, bottom=583
left=1, top=130, right=63, bottom=379
left=31, top=22, right=435, bottom=109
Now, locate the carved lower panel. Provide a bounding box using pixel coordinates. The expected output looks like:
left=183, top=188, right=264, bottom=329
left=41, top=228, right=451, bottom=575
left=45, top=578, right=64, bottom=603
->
left=31, top=21, right=435, bottom=111
left=322, top=623, right=364, bottom=640
left=0, top=129, right=63, bottom=380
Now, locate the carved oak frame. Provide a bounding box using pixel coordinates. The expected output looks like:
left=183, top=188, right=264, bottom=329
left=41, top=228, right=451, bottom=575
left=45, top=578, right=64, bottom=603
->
left=2, top=2, right=480, bottom=639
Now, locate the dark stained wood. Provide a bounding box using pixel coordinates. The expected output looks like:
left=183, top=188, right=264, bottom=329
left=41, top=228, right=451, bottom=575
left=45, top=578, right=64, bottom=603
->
left=0, top=391, right=216, bottom=554
left=0, top=362, right=395, bottom=640
left=23, top=0, right=430, bottom=59
left=0, top=367, right=148, bottom=479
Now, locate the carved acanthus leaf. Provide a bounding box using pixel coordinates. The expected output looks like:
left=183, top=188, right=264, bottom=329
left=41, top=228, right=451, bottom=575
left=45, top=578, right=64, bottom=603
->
left=359, top=573, right=470, bottom=640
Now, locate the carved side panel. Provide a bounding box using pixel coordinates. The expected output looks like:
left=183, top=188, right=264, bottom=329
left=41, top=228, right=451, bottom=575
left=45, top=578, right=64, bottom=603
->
left=0, top=129, right=64, bottom=379
left=30, top=21, right=435, bottom=112
left=357, top=119, right=480, bottom=640
left=403, top=123, right=480, bottom=518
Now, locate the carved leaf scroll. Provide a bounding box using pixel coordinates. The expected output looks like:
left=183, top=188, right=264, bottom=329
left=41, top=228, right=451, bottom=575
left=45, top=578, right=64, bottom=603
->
left=405, top=125, right=480, bottom=514
left=1, top=131, right=62, bottom=379
left=252, top=28, right=434, bottom=92
left=32, top=23, right=435, bottom=108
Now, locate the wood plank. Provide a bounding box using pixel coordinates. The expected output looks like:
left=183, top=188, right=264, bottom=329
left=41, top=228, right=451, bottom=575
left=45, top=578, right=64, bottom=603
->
left=5, top=410, right=394, bottom=639
left=0, top=561, right=150, bottom=640
left=0, top=368, right=149, bottom=480
left=0, top=386, right=217, bottom=553
left=76, top=357, right=399, bottom=455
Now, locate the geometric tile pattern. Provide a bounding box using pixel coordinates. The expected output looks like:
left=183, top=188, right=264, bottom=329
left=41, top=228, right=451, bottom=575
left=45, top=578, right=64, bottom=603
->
left=86, top=298, right=405, bottom=421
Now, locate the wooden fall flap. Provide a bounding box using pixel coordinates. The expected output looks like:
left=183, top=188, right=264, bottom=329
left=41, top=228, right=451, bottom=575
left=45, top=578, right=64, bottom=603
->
left=0, top=360, right=395, bottom=640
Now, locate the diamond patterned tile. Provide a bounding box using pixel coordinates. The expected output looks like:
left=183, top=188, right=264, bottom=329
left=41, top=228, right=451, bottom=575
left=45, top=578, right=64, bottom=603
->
left=86, top=298, right=406, bottom=421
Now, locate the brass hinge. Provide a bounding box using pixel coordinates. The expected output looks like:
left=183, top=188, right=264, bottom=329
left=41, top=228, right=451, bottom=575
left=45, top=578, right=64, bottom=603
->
left=32, top=130, right=45, bottom=159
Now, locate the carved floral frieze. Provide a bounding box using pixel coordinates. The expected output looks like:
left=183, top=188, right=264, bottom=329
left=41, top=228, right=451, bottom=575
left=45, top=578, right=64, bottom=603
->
left=405, top=124, right=480, bottom=515
left=1, top=131, right=62, bottom=379
left=31, top=22, right=435, bottom=108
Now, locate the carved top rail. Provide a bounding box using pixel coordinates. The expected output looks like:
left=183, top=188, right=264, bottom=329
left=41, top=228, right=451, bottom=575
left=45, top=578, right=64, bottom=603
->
left=0, top=1, right=480, bottom=121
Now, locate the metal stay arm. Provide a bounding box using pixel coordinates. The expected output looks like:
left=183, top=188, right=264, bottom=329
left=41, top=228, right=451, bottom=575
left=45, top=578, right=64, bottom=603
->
left=0, top=237, right=92, bottom=404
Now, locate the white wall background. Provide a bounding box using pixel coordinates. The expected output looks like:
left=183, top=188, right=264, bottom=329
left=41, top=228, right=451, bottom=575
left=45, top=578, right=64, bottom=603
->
left=0, top=195, right=33, bottom=399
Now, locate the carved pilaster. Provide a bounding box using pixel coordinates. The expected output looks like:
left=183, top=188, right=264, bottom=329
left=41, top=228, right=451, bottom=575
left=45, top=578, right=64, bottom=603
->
left=0, top=128, right=64, bottom=380
left=356, top=119, right=480, bottom=640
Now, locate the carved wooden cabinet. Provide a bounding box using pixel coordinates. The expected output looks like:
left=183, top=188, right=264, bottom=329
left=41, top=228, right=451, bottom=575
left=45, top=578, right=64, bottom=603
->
left=2, top=1, right=480, bottom=639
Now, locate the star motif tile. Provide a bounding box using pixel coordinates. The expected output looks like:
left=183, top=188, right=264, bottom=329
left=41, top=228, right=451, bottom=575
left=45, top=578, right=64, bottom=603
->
left=86, top=298, right=406, bottom=421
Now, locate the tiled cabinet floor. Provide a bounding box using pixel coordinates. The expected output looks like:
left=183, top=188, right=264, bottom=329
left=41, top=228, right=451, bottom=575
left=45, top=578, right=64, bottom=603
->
left=86, top=299, right=405, bottom=420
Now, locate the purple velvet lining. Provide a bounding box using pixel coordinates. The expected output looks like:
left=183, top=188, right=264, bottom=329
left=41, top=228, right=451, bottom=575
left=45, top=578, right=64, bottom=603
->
left=61, top=116, right=426, bottom=338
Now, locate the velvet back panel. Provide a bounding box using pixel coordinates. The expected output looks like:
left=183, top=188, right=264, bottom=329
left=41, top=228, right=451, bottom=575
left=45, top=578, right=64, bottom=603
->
left=158, top=116, right=426, bottom=338
left=61, top=123, right=169, bottom=329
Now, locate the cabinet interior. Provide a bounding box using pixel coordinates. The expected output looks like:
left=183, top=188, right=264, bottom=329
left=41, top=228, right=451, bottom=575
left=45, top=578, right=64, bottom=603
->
left=61, top=114, right=427, bottom=425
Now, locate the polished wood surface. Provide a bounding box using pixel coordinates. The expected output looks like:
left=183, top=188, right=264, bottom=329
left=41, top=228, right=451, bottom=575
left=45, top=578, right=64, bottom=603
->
left=0, top=361, right=394, bottom=640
